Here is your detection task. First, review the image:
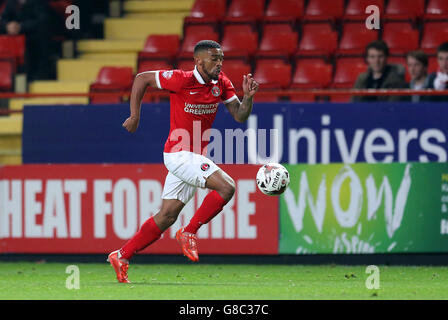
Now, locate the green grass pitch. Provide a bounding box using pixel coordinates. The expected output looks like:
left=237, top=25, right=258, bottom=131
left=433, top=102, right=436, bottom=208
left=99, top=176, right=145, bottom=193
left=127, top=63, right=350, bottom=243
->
left=1, top=262, right=448, bottom=300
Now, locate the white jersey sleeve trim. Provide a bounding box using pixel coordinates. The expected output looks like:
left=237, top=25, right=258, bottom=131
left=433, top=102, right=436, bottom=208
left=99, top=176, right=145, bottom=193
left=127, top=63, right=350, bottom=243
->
left=223, top=94, right=238, bottom=104
left=135, top=70, right=162, bottom=89
left=155, top=70, right=162, bottom=89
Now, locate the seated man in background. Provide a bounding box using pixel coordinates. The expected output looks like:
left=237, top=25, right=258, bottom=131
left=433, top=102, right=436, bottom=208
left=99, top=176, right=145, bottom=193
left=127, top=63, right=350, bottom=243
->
left=353, top=40, right=407, bottom=102
left=427, top=42, right=448, bottom=102
left=406, top=50, right=429, bottom=103
left=0, top=0, right=52, bottom=80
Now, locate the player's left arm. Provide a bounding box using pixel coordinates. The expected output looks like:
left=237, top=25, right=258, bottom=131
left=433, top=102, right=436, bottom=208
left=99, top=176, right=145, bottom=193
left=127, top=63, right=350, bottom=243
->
left=225, top=73, right=259, bottom=123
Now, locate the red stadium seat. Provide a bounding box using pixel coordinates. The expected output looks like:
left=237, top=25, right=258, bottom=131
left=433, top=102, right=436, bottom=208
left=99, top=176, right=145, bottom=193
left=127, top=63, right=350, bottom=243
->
left=226, top=0, right=264, bottom=21
left=90, top=67, right=133, bottom=91
left=291, top=59, right=333, bottom=89
left=264, top=0, right=304, bottom=24
left=425, top=0, right=448, bottom=20
left=345, top=0, right=385, bottom=16
left=184, top=25, right=216, bottom=39
left=137, top=60, right=173, bottom=74
left=0, top=35, right=25, bottom=71
left=184, top=0, right=226, bottom=30
left=385, top=0, right=425, bottom=21
left=263, top=24, right=295, bottom=34
left=254, top=59, right=292, bottom=90
left=257, top=29, right=298, bottom=58
left=304, top=0, right=345, bottom=22
left=221, top=59, right=251, bottom=89
left=138, top=35, right=180, bottom=63
left=189, top=0, right=226, bottom=19
left=0, top=61, right=13, bottom=91
left=296, top=24, right=338, bottom=57
left=177, top=59, right=195, bottom=71
left=331, top=58, right=367, bottom=88
left=337, top=23, right=379, bottom=55
left=426, top=0, right=448, bottom=15
left=421, top=22, right=448, bottom=55
left=179, top=31, right=219, bottom=54
left=221, top=31, right=258, bottom=59
left=90, top=67, right=133, bottom=104
left=344, top=0, right=384, bottom=21
left=223, top=24, right=254, bottom=36
left=383, top=21, right=413, bottom=31
left=382, top=23, right=419, bottom=55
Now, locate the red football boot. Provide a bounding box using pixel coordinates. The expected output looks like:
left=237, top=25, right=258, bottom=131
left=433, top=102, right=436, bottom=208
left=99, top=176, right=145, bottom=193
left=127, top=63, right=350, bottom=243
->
left=176, top=228, right=199, bottom=262
left=107, top=250, right=131, bottom=283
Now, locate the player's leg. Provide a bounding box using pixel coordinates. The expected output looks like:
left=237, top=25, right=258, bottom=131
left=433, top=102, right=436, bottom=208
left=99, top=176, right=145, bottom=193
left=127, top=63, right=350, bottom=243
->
left=108, top=198, right=184, bottom=283
left=183, top=169, right=235, bottom=234
left=176, top=169, right=234, bottom=262
left=108, top=171, right=195, bottom=282
left=119, top=170, right=196, bottom=259
left=119, top=198, right=185, bottom=260
left=163, top=151, right=235, bottom=261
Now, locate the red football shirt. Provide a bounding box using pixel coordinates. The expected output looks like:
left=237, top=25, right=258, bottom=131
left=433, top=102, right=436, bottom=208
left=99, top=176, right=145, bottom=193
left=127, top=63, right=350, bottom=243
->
left=155, top=66, right=238, bottom=154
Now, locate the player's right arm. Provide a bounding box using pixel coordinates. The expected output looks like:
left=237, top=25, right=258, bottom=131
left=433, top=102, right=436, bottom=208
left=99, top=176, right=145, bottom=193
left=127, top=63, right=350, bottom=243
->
left=122, top=71, right=159, bottom=133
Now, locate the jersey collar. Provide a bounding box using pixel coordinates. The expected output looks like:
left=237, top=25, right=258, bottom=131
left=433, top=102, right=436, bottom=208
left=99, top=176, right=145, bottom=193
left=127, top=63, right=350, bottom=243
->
left=193, top=66, right=218, bottom=85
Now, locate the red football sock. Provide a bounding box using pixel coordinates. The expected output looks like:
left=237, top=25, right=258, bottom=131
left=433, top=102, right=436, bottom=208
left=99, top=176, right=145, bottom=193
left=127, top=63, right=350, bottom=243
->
left=184, top=190, right=228, bottom=234
left=119, top=217, right=162, bottom=260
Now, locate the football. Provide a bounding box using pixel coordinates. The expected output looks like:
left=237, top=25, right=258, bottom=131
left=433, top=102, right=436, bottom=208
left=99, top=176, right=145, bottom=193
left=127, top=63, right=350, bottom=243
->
left=256, top=163, right=290, bottom=196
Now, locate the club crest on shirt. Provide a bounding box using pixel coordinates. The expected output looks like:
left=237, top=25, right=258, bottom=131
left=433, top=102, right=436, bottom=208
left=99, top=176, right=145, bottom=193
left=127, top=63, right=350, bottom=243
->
left=162, top=70, right=173, bottom=79
left=201, top=163, right=210, bottom=171
left=211, top=86, right=220, bottom=97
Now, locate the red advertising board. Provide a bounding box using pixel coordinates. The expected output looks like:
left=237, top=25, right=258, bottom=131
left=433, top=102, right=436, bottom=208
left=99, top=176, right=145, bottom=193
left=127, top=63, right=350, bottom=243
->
left=0, top=164, right=278, bottom=254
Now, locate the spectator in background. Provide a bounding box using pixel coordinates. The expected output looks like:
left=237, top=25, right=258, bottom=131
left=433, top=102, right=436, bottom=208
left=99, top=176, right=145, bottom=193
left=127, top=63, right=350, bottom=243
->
left=0, top=0, right=52, bottom=80
left=406, top=50, right=429, bottom=103
left=427, top=42, right=448, bottom=102
left=353, top=40, right=407, bottom=102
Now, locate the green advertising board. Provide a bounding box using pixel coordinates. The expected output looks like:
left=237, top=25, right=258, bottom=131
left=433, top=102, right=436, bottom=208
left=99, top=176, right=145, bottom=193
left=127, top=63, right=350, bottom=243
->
left=280, top=162, right=448, bottom=254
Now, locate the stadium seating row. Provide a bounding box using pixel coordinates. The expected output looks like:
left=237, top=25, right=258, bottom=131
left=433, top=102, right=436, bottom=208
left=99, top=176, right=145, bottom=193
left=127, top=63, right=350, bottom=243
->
left=139, top=21, right=448, bottom=64
left=88, top=0, right=448, bottom=103
left=186, top=0, right=448, bottom=23
left=91, top=52, right=437, bottom=104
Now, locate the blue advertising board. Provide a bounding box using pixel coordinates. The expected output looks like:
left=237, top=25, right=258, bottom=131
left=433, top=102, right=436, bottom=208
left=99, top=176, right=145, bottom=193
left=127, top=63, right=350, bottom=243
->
left=22, top=102, right=447, bottom=164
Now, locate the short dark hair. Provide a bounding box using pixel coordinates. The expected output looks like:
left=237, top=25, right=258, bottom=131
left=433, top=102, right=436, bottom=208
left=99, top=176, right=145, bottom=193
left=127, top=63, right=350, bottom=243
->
left=407, top=50, right=428, bottom=67
left=438, top=42, right=448, bottom=54
left=194, top=40, right=221, bottom=55
left=365, top=40, right=389, bottom=57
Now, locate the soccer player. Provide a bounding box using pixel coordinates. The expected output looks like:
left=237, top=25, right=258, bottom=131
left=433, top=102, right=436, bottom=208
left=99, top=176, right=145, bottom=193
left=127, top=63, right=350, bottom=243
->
left=108, top=40, right=259, bottom=283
